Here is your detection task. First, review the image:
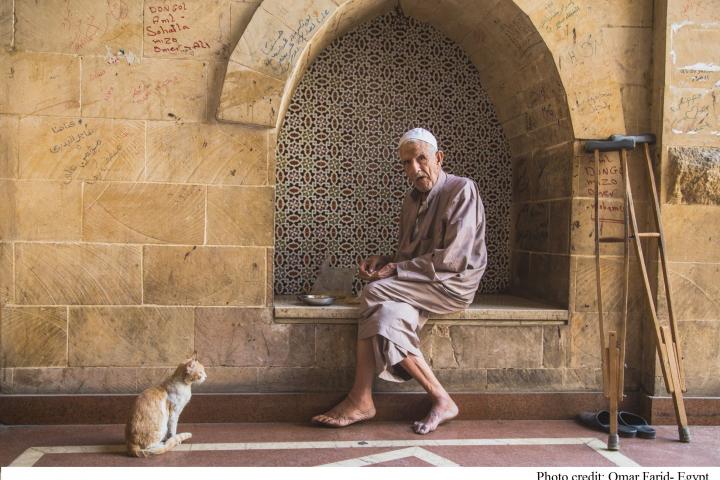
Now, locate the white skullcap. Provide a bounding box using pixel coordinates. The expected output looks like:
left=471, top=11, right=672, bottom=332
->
left=398, top=128, right=438, bottom=150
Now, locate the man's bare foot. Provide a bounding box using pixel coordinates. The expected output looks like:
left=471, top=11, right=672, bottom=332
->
left=413, top=396, right=458, bottom=435
left=311, top=396, right=376, bottom=428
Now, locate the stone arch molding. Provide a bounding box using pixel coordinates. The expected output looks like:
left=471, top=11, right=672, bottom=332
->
left=217, top=0, right=628, bottom=145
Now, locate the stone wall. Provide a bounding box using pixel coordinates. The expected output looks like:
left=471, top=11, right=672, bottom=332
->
left=648, top=0, right=720, bottom=396
left=0, top=0, right=718, bottom=398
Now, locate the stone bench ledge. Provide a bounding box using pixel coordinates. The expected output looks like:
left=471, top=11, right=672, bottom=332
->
left=274, top=294, right=569, bottom=325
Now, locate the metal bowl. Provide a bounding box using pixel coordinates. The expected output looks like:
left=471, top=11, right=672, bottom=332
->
left=297, top=294, right=336, bottom=306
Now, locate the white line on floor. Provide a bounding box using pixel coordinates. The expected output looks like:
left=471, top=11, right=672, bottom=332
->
left=8, top=437, right=637, bottom=467
left=319, top=446, right=460, bottom=467
left=586, top=438, right=641, bottom=467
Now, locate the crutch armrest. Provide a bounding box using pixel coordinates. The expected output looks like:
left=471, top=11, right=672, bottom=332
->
left=584, top=138, right=635, bottom=153
left=610, top=133, right=656, bottom=145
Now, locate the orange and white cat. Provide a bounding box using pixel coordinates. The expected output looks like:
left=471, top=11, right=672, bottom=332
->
left=125, top=352, right=207, bottom=457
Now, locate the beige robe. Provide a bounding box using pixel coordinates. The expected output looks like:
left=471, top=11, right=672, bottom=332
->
left=358, top=170, right=487, bottom=381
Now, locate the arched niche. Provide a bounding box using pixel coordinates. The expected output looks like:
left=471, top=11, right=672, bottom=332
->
left=217, top=0, right=628, bottom=307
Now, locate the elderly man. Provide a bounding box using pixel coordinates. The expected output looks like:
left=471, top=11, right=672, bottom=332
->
left=312, top=128, right=487, bottom=434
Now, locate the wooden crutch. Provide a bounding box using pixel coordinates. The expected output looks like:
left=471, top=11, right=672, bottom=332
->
left=585, top=136, right=634, bottom=451
left=585, top=134, right=691, bottom=447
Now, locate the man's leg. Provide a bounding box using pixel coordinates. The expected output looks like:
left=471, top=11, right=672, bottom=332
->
left=311, top=337, right=376, bottom=427
left=399, top=354, right=458, bottom=434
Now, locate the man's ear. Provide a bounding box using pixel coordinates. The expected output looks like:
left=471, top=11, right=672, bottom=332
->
left=436, top=150, right=444, bottom=166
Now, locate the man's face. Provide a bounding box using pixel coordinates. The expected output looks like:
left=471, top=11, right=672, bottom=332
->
left=399, top=140, right=444, bottom=193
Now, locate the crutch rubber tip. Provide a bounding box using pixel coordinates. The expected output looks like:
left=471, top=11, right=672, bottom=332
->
left=679, top=427, right=691, bottom=443
left=607, top=434, right=619, bottom=451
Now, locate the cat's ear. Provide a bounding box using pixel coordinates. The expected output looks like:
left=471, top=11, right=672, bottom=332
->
left=191, top=351, right=198, bottom=361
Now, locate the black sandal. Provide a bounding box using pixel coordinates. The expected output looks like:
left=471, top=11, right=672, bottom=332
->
left=578, top=410, right=638, bottom=437
left=618, top=411, right=656, bottom=439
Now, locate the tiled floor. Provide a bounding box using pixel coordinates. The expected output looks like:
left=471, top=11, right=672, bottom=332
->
left=1, top=420, right=718, bottom=467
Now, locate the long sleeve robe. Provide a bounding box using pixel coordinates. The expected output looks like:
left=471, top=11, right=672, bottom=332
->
left=357, top=169, right=488, bottom=381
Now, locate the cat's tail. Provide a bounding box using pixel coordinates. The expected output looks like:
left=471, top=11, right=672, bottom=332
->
left=127, top=433, right=192, bottom=457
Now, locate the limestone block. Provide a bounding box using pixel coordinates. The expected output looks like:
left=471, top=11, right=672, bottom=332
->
left=146, top=121, right=267, bottom=185
left=517, top=116, right=573, bottom=156
left=543, top=325, right=567, bottom=368
left=0, top=179, right=14, bottom=240
left=229, top=1, right=262, bottom=50
left=678, top=321, right=720, bottom=380
left=0, top=243, right=12, bottom=304
left=568, top=77, right=626, bottom=139
left=216, top=63, right=285, bottom=126
left=195, top=307, right=314, bottom=366
left=448, top=325, right=543, bottom=369
left=547, top=200, right=571, bottom=254
left=81, top=56, right=207, bottom=121
left=671, top=25, right=720, bottom=89
left=0, top=51, right=80, bottom=115
left=400, top=0, right=478, bottom=44
left=193, top=367, right=258, bottom=392
left=257, top=366, right=353, bottom=392
left=666, top=87, right=719, bottom=141
left=510, top=250, right=530, bottom=291
left=535, top=143, right=573, bottom=200
left=374, top=375, right=423, bottom=393
left=591, top=0, right=652, bottom=27
left=425, top=324, right=460, bottom=369
left=0, top=0, right=11, bottom=47
left=433, top=368, right=487, bottom=392
left=667, top=147, right=720, bottom=205
left=265, top=247, right=274, bottom=305
left=574, top=148, right=650, bottom=203
left=620, top=84, right=651, bottom=133
left=1, top=307, right=67, bottom=367
left=525, top=0, right=592, bottom=46
left=15, top=243, right=142, bottom=305
left=513, top=202, right=549, bottom=252
left=0, top=368, right=12, bottom=393
left=487, top=368, right=564, bottom=391
left=207, top=61, right=229, bottom=122
left=570, top=198, right=627, bottom=256
left=14, top=180, right=82, bottom=241
left=659, top=262, right=720, bottom=321
left=143, top=245, right=265, bottom=305
left=601, top=26, right=652, bottom=86
left=663, top=205, right=720, bottom=262
left=528, top=253, right=570, bottom=307
left=512, top=154, right=533, bottom=203
left=502, top=113, right=527, bottom=142
left=135, top=366, right=174, bottom=389
left=18, top=116, right=145, bottom=182
left=682, top=375, right=720, bottom=397
left=568, top=312, right=603, bottom=369
left=69, top=306, right=194, bottom=366
left=574, top=256, right=644, bottom=313
left=231, top=0, right=338, bottom=81
left=0, top=116, right=19, bottom=179
left=669, top=0, right=720, bottom=23
left=524, top=96, right=568, bottom=135
left=207, top=186, right=274, bottom=245
left=15, top=0, right=143, bottom=55
left=144, top=0, right=232, bottom=59
left=83, top=182, right=205, bottom=244
left=267, top=130, right=276, bottom=185
left=11, top=367, right=137, bottom=394
left=315, top=323, right=356, bottom=368
left=562, top=368, right=602, bottom=390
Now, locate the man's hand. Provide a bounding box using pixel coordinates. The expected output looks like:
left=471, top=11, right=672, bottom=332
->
left=359, top=255, right=396, bottom=281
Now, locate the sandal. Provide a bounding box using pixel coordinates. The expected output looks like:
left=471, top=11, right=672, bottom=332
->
left=618, top=411, right=656, bottom=439
left=578, top=410, right=638, bottom=437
